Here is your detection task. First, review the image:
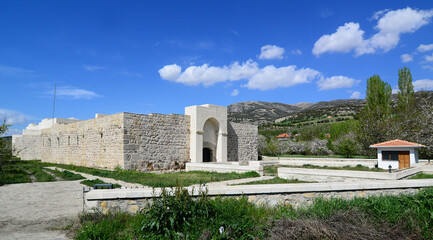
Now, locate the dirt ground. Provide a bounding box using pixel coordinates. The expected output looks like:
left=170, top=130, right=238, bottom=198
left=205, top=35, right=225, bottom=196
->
left=0, top=181, right=86, bottom=240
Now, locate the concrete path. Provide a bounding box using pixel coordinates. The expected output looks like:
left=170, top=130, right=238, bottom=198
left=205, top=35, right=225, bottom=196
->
left=191, top=176, right=274, bottom=188
left=0, top=181, right=85, bottom=240
left=0, top=168, right=149, bottom=239
left=45, top=167, right=149, bottom=189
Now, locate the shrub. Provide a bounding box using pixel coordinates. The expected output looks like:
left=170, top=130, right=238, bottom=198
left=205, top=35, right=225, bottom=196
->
left=335, top=139, right=357, bottom=158
left=140, top=186, right=270, bottom=239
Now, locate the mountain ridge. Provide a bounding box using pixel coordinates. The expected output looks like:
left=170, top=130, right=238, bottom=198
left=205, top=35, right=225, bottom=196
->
left=227, top=91, right=433, bottom=126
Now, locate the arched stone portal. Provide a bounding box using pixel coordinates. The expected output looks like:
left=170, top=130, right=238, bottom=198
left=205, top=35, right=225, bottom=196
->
left=185, top=104, right=227, bottom=163
left=203, top=118, right=219, bottom=162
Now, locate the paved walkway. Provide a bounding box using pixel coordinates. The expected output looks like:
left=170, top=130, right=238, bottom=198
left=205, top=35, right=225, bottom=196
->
left=191, top=175, right=274, bottom=188
left=0, top=181, right=84, bottom=240
left=0, top=168, right=149, bottom=239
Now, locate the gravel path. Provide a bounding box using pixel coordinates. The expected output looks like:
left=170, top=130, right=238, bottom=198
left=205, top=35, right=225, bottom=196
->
left=0, top=181, right=85, bottom=239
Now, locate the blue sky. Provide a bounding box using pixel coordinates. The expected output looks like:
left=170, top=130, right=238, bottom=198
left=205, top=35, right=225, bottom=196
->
left=1, top=0, right=433, bottom=135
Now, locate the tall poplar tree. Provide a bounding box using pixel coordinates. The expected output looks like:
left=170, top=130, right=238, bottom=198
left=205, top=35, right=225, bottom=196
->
left=397, top=67, right=414, bottom=113
left=356, top=75, right=392, bottom=153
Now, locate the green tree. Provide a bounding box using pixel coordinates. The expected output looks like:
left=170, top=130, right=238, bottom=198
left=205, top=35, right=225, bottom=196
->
left=335, top=139, right=357, bottom=158
left=364, top=75, right=392, bottom=119
left=356, top=75, right=392, bottom=153
left=397, top=67, right=414, bottom=113
left=0, top=118, right=12, bottom=170
left=389, top=67, right=418, bottom=140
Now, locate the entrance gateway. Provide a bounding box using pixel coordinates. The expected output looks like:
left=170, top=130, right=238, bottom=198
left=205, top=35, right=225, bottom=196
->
left=185, top=104, right=228, bottom=164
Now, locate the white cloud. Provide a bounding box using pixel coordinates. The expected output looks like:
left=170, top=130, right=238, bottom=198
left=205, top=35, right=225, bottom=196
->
left=4, top=128, right=22, bottom=136
left=413, top=79, right=433, bottom=90
left=317, top=76, right=361, bottom=90
left=313, top=22, right=367, bottom=56
left=422, top=65, right=433, bottom=70
left=55, top=86, right=101, bottom=100
left=159, top=64, right=182, bottom=81
left=231, top=89, right=239, bottom=96
left=291, top=49, right=302, bottom=55
left=0, top=109, right=32, bottom=125
left=245, top=65, right=320, bottom=90
left=425, top=53, right=433, bottom=62
left=417, top=43, right=433, bottom=52
left=258, top=45, right=285, bottom=60
left=370, top=9, right=390, bottom=21
left=0, top=65, right=34, bottom=76
left=313, top=7, right=433, bottom=56
left=160, top=60, right=259, bottom=86
left=401, top=53, right=414, bottom=62
left=350, top=91, right=361, bottom=99
left=160, top=59, right=362, bottom=92
left=84, top=65, right=106, bottom=71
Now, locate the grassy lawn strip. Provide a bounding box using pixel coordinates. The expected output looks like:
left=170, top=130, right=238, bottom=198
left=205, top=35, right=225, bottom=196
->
left=2, top=159, right=261, bottom=187
left=0, top=165, right=32, bottom=185
left=36, top=161, right=261, bottom=187
left=235, top=177, right=313, bottom=185
left=408, top=173, right=433, bottom=179
left=80, top=179, right=121, bottom=188
left=74, top=187, right=433, bottom=240
left=27, top=165, right=56, bottom=182
left=44, top=168, right=86, bottom=181
left=264, top=164, right=385, bottom=176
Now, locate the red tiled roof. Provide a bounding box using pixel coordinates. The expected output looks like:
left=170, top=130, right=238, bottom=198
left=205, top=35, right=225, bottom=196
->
left=370, top=139, right=425, bottom=148
left=277, top=133, right=290, bottom=138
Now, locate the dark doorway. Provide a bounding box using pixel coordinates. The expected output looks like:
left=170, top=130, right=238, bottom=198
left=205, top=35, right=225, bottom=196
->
left=203, top=148, right=212, bottom=162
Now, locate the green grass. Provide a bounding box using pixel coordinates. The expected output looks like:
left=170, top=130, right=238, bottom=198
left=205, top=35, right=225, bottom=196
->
left=39, top=162, right=260, bottom=187
left=26, top=165, right=56, bottom=182
left=44, top=168, right=86, bottom=181
left=264, top=164, right=385, bottom=176
left=7, top=159, right=260, bottom=187
left=0, top=164, right=32, bottom=185
left=2, top=159, right=261, bottom=187
left=80, top=178, right=121, bottom=188
left=408, top=173, right=433, bottom=179
left=74, top=187, right=433, bottom=240
left=235, top=177, right=313, bottom=185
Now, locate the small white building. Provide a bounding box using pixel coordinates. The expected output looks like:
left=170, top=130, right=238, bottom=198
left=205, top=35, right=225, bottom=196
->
left=370, top=139, right=425, bottom=170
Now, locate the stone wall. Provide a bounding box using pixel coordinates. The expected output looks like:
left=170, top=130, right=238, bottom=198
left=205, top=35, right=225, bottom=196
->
left=123, top=113, right=190, bottom=171
left=90, top=188, right=423, bottom=213
left=227, top=122, right=258, bottom=165
left=12, top=135, right=42, bottom=160
left=40, top=113, right=125, bottom=169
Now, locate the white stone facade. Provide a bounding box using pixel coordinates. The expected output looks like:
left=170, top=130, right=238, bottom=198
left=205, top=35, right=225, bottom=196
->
left=12, top=104, right=258, bottom=171
left=376, top=147, right=418, bottom=170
